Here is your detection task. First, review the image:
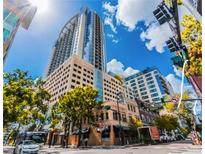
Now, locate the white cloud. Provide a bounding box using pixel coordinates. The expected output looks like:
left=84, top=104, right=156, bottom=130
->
left=166, top=74, right=196, bottom=96
left=124, top=67, right=139, bottom=77
left=103, top=1, right=192, bottom=53
left=112, top=39, right=119, bottom=43
left=107, top=59, right=139, bottom=77
left=103, top=2, right=117, bottom=14
left=140, top=23, right=173, bottom=53
left=107, top=33, right=114, bottom=38
left=104, top=17, right=117, bottom=33
left=107, top=59, right=124, bottom=76
left=103, top=0, right=174, bottom=53
left=103, top=2, right=117, bottom=34
left=107, top=33, right=119, bottom=43
left=166, top=74, right=182, bottom=93
left=116, top=0, right=161, bottom=31
left=173, top=65, right=182, bottom=77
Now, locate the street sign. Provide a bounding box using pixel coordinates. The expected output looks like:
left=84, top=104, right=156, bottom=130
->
left=171, top=55, right=184, bottom=67
left=172, top=97, right=179, bottom=104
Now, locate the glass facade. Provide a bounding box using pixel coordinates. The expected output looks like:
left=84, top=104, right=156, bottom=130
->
left=125, top=67, right=173, bottom=105
left=3, top=0, right=37, bottom=60
left=47, top=7, right=106, bottom=76
left=3, top=8, right=19, bottom=42
left=94, top=69, right=103, bottom=102
left=156, top=76, right=166, bottom=95
left=83, top=10, right=93, bottom=64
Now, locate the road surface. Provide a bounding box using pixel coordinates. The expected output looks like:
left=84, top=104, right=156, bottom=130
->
left=4, top=140, right=201, bottom=154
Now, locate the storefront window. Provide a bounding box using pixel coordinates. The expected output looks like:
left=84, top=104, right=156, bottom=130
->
left=96, top=114, right=99, bottom=121
left=102, top=126, right=110, bottom=140
left=100, top=113, right=104, bottom=121
left=122, top=113, right=127, bottom=122
left=113, top=111, right=118, bottom=120
left=106, top=112, right=109, bottom=120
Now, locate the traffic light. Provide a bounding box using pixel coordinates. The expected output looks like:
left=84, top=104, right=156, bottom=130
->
left=181, top=45, right=188, bottom=60
left=153, top=3, right=172, bottom=25
left=171, top=55, right=184, bottom=67
left=166, top=37, right=180, bottom=52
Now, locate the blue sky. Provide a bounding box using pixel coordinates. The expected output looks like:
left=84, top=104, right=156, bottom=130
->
left=4, top=0, right=192, bottom=93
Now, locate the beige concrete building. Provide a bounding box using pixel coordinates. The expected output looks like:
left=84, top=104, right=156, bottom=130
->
left=44, top=55, right=131, bottom=105
left=44, top=7, right=141, bottom=146
left=80, top=99, right=140, bottom=146
left=48, top=99, right=140, bottom=146
left=44, top=55, right=141, bottom=145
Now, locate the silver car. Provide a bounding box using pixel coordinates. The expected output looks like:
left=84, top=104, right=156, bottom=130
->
left=13, top=140, right=40, bottom=154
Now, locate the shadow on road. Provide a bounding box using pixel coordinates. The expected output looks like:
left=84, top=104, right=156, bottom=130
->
left=40, top=151, right=60, bottom=154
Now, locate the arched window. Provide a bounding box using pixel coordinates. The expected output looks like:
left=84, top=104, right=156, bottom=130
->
left=141, top=114, right=146, bottom=121
left=106, top=112, right=109, bottom=120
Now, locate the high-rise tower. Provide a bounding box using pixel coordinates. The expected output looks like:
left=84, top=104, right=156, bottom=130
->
left=3, top=0, right=37, bottom=60
left=46, top=7, right=106, bottom=76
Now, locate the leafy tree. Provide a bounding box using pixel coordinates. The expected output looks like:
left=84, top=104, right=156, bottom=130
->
left=129, top=116, right=142, bottom=128
left=51, top=86, right=100, bottom=147
left=3, top=70, right=50, bottom=144
left=181, top=15, right=202, bottom=76
left=160, top=91, right=195, bottom=132
left=154, top=115, right=179, bottom=132
left=164, top=0, right=182, bottom=7
left=114, top=75, right=123, bottom=84
left=28, top=78, right=51, bottom=131
left=4, top=69, right=33, bottom=129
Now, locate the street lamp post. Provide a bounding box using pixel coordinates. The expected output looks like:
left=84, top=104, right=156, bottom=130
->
left=98, top=105, right=111, bottom=145
left=117, top=92, right=124, bottom=146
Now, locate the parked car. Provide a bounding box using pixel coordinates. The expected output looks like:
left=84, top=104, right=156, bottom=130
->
left=175, top=134, right=185, bottom=140
left=160, top=133, right=170, bottom=143
left=167, top=133, right=176, bottom=141
left=13, top=140, right=40, bottom=154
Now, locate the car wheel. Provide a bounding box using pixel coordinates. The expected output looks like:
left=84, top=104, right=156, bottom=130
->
left=13, top=148, right=16, bottom=154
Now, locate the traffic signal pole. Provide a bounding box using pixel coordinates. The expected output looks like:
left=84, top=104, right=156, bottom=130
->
left=163, top=98, right=202, bottom=103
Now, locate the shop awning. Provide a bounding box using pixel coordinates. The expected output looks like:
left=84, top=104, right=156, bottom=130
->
left=72, top=128, right=90, bottom=135
left=114, top=125, right=131, bottom=131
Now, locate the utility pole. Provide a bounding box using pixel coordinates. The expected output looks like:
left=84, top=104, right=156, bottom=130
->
left=117, top=92, right=124, bottom=146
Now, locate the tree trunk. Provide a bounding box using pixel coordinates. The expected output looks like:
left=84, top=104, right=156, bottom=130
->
left=5, top=130, right=12, bottom=146
left=62, top=125, right=67, bottom=147
left=65, top=122, right=70, bottom=148
left=48, top=131, right=54, bottom=148
left=77, top=118, right=82, bottom=147
left=13, top=124, right=21, bottom=145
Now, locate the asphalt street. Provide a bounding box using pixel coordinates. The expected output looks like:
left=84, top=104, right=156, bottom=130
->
left=4, top=140, right=202, bottom=154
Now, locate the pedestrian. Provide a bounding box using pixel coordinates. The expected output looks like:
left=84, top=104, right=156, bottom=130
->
left=48, top=131, right=53, bottom=148
left=84, top=138, right=88, bottom=147
left=64, top=136, right=68, bottom=148
left=48, top=138, right=51, bottom=148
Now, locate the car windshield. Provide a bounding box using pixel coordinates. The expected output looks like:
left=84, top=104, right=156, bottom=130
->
left=24, top=140, right=36, bottom=145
